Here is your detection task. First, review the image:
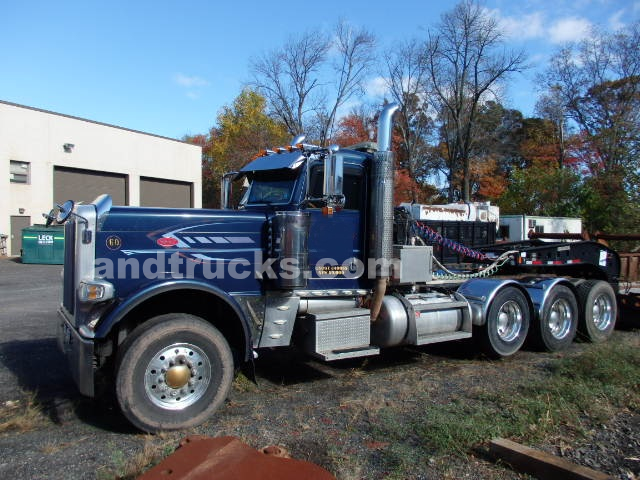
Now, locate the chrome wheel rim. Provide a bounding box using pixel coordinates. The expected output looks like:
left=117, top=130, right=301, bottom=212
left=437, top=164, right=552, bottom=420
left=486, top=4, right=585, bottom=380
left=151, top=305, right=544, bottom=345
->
left=548, top=298, right=573, bottom=339
left=144, top=343, right=211, bottom=410
left=496, top=300, right=523, bottom=342
left=592, top=294, right=613, bottom=331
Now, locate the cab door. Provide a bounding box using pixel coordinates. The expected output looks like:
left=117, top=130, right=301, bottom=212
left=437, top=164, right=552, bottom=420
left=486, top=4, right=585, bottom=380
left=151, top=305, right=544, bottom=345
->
left=305, top=161, right=367, bottom=291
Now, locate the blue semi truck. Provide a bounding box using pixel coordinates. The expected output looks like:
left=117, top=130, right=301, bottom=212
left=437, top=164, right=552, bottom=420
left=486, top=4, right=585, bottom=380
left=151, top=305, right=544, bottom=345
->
left=54, top=104, right=620, bottom=432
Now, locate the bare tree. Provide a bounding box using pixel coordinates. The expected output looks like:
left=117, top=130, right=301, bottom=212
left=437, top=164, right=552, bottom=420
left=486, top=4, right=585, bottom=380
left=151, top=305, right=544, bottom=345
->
left=317, top=22, right=375, bottom=144
left=426, top=0, right=526, bottom=201
left=250, top=30, right=329, bottom=137
left=535, top=86, right=569, bottom=169
left=383, top=39, right=437, bottom=191
left=541, top=22, right=640, bottom=173
left=250, top=22, right=375, bottom=145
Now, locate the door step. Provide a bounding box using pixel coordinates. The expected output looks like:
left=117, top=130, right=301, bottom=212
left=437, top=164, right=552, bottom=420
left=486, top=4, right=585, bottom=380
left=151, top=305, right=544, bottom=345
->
left=312, top=346, right=380, bottom=361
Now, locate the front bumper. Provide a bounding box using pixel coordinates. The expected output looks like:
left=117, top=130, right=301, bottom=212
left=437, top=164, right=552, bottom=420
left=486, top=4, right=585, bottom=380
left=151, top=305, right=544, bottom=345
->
left=57, top=308, right=95, bottom=397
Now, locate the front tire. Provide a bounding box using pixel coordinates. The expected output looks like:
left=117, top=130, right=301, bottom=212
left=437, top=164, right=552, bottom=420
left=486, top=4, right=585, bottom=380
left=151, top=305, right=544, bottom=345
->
left=115, top=313, right=234, bottom=433
left=479, top=287, right=530, bottom=358
left=576, top=280, right=617, bottom=343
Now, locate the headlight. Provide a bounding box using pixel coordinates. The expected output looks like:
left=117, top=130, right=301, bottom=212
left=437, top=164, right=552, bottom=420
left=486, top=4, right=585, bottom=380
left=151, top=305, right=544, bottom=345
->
left=78, top=280, right=115, bottom=302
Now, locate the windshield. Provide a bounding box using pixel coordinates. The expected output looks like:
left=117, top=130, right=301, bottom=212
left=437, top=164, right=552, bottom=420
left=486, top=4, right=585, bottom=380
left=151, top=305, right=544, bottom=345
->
left=240, top=171, right=298, bottom=206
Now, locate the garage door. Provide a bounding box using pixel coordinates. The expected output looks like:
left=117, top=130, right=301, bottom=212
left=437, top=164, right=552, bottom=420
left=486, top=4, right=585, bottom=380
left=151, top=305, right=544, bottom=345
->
left=54, top=167, right=127, bottom=205
left=140, top=177, right=193, bottom=208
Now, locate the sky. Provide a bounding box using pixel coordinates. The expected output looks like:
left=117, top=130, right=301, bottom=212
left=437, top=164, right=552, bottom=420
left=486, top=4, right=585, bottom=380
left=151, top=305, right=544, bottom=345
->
left=2, top=0, right=638, bottom=141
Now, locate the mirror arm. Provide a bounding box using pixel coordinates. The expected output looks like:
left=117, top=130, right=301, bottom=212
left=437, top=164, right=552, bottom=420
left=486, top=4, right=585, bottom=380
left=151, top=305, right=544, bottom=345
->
left=71, top=213, right=92, bottom=244
left=65, top=211, right=92, bottom=244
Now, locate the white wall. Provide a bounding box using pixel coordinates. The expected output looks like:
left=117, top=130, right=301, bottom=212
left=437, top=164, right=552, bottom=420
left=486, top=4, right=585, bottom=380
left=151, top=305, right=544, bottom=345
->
left=0, top=101, right=202, bottom=255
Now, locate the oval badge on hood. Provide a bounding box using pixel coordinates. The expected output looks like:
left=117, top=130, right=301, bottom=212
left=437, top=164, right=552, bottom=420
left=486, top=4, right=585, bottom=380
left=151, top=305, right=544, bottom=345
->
left=157, top=237, right=179, bottom=247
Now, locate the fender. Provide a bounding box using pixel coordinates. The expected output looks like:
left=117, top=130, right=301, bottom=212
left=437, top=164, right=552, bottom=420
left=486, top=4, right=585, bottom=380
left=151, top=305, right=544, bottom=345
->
left=94, top=280, right=253, bottom=361
left=457, top=278, right=533, bottom=326
left=518, top=277, right=576, bottom=322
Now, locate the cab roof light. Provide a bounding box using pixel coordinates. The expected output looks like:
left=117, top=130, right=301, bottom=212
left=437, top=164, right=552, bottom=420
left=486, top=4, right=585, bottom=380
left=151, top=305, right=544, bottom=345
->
left=251, top=142, right=307, bottom=159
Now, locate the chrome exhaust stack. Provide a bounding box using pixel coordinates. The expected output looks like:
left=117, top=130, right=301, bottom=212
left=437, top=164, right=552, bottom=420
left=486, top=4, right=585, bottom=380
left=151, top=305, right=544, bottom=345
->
left=369, top=103, right=399, bottom=321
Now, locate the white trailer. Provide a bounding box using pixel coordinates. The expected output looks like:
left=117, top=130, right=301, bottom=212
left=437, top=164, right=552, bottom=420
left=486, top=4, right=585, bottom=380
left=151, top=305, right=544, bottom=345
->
left=499, top=215, right=582, bottom=242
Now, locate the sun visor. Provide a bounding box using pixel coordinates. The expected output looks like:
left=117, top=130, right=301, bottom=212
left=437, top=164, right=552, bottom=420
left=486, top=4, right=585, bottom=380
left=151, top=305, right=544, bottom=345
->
left=240, top=151, right=306, bottom=173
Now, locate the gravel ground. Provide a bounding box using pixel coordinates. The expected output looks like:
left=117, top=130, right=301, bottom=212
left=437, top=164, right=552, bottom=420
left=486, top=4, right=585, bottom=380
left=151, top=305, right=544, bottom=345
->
left=0, top=258, right=638, bottom=479
left=553, top=413, right=640, bottom=479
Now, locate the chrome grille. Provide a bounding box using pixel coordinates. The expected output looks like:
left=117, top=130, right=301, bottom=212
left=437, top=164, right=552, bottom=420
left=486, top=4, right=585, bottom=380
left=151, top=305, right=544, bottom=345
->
left=62, top=219, right=76, bottom=314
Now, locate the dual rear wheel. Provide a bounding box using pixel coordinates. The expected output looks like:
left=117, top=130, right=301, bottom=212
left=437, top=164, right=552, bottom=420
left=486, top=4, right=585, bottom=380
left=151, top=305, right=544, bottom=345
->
left=479, top=280, right=617, bottom=358
left=576, top=280, right=617, bottom=342
left=531, top=285, right=578, bottom=352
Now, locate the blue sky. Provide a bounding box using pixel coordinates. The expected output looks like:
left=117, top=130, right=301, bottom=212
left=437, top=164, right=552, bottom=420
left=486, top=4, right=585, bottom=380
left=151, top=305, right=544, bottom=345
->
left=2, top=0, right=638, bottom=140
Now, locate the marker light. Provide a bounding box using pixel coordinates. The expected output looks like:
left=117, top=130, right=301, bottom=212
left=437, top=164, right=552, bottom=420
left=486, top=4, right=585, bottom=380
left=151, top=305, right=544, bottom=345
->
left=78, top=280, right=114, bottom=302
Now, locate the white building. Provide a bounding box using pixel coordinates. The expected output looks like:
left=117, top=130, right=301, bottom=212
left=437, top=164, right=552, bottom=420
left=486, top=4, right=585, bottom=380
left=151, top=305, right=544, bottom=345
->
left=1, top=100, right=202, bottom=256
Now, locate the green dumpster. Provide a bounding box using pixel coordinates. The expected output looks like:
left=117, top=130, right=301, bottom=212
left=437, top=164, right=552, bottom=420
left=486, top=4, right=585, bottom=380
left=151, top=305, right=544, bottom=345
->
left=21, top=224, right=65, bottom=264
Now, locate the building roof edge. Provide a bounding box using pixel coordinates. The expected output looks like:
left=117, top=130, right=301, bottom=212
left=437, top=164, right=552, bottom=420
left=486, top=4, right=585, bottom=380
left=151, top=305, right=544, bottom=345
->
left=0, top=99, right=200, bottom=147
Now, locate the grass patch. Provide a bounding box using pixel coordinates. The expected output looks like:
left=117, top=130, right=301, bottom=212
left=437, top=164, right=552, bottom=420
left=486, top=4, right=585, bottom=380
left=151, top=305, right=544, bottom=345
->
left=327, top=443, right=366, bottom=480
left=0, top=394, right=46, bottom=433
left=371, top=335, right=640, bottom=475
left=233, top=372, right=259, bottom=393
left=96, top=435, right=176, bottom=480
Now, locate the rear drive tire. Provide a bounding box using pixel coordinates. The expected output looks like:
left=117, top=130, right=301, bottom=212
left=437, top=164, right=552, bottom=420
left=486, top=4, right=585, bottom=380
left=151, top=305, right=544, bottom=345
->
left=531, top=285, right=578, bottom=352
left=479, top=287, right=530, bottom=358
left=576, top=280, right=617, bottom=342
left=115, top=313, right=234, bottom=433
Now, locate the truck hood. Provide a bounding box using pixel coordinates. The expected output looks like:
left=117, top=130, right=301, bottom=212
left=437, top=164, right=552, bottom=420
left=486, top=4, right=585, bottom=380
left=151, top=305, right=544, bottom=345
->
left=98, top=206, right=267, bottom=264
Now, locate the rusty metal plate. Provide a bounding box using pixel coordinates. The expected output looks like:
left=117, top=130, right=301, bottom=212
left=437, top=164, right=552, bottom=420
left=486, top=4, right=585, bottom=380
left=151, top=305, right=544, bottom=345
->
left=137, top=435, right=336, bottom=480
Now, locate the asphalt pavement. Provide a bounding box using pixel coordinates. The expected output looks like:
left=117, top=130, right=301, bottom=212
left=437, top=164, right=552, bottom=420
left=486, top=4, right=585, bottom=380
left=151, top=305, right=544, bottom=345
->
left=0, top=258, right=140, bottom=479
left=0, top=259, right=72, bottom=403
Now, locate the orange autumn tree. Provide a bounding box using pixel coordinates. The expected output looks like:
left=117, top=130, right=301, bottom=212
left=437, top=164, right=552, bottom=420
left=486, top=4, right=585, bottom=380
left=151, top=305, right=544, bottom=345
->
left=469, top=156, right=507, bottom=201
left=186, top=89, right=289, bottom=208
left=518, top=118, right=563, bottom=169
left=333, top=111, right=374, bottom=147
left=183, top=133, right=218, bottom=208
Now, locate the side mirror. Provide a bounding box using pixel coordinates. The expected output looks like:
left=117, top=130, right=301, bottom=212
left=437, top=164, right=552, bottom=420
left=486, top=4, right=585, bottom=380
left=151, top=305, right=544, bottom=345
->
left=220, top=172, right=238, bottom=209
left=44, top=209, right=56, bottom=227
left=322, top=149, right=344, bottom=208
left=55, top=200, right=75, bottom=224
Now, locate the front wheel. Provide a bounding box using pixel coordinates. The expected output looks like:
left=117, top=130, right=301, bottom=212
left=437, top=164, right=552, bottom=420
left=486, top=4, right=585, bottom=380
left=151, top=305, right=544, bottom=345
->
left=115, top=314, right=234, bottom=433
left=479, top=287, right=530, bottom=358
